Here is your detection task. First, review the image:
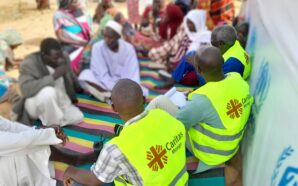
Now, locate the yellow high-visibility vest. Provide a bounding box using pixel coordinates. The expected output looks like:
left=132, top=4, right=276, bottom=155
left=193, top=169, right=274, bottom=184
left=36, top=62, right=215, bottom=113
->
left=223, top=40, right=251, bottom=79
left=188, top=73, right=253, bottom=166
left=109, top=109, right=188, bottom=185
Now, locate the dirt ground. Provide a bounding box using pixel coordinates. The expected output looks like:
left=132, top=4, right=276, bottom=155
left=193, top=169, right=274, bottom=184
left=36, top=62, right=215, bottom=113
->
left=0, top=0, right=127, bottom=60
left=0, top=0, right=241, bottom=61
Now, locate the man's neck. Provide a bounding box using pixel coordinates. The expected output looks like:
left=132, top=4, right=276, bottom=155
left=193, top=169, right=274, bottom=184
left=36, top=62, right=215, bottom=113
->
left=122, top=108, right=145, bottom=123
left=221, top=42, right=235, bottom=54
left=205, top=73, right=225, bottom=83
left=110, top=44, right=119, bottom=52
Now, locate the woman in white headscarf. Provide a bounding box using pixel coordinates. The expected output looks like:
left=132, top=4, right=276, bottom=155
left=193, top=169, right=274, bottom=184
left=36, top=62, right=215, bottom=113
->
left=154, top=9, right=211, bottom=89
left=0, top=29, right=23, bottom=71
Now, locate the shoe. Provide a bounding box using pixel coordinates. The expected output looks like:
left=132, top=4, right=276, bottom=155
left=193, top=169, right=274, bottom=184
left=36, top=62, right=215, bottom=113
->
left=93, top=141, right=104, bottom=157
left=114, top=124, right=123, bottom=136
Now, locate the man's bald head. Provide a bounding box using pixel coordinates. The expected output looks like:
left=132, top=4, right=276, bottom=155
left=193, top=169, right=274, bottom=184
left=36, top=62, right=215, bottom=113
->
left=194, top=46, right=224, bottom=80
left=111, top=79, right=144, bottom=121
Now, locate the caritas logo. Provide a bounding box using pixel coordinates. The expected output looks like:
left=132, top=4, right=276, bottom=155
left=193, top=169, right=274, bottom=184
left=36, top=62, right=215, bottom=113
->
left=146, top=145, right=168, bottom=171
left=226, top=99, right=243, bottom=119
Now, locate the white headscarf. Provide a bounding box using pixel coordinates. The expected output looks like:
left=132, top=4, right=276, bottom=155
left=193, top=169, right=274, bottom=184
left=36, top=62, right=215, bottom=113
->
left=0, top=29, right=23, bottom=46
left=184, top=10, right=211, bottom=52
left=105, top=20, right=123, bottom=36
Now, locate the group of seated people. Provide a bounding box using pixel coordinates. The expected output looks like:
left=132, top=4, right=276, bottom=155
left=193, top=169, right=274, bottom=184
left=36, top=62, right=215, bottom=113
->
left=0, top=0, right=253, bottom=185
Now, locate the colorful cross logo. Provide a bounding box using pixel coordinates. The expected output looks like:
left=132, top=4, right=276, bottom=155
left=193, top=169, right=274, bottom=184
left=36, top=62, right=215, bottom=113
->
left=147, top=145, right=168, bottom=171
left=226, top=99, right=243, bottom=119
left=244, top=53, right=250, bottom=64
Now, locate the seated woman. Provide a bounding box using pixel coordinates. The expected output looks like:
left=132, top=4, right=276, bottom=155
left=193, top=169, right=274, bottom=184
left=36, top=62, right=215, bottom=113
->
left=0, top=29, right=23, bottom=71
left=92, top=0, right=114, bottom=30
left=150, top=10, right=211, bottom=89
left=196, top=0, right=235, bottom=30
left=132, top=3, right=184, bottom=55
left=132, top=0, right=165, bottom=51
left=53, top=0, right=92, bottom=73
left=159, top=4, right=184, bottom=40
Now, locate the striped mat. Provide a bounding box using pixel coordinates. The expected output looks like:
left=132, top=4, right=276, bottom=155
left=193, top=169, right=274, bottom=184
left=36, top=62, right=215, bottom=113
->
left=54, top=58, right=224, bottom=185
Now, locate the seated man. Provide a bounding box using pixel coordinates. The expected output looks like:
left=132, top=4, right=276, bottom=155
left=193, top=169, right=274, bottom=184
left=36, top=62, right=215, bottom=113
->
left=13, top=38, right=83, bottom=126
left=79, top=20, right=148, bottom=101
left=148, top=46, right=253, bottom=173
left=0, top=116, right=99, bottom=186
left=164, top=24, right=251, bottom=89
left=63, top=79, right=188, bottom=185
left=211, top=25, right=251, bottom=80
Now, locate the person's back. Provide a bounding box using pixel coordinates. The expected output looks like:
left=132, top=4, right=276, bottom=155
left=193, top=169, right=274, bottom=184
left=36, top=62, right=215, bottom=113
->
left=211, top=25, right=251, bottom=80
left=176, top=47, right=253, bottom=167
left=185, top=72, right=252, bottom=165
left=222, top=40, right=250, bottom=79
left=109, top=108, right=188, bottom=185
left=63, top=79, right=188, bottom=185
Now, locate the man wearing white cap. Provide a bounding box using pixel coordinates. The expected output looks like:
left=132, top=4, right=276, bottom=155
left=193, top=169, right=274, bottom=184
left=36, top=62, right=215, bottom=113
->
left=79, top=20, right=148, bottom=101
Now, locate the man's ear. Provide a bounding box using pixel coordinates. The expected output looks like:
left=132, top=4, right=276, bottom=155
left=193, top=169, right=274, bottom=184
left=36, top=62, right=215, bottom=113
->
left=142, top=96, right=146, bottom=106
left=111, top=103, right=117, bottom=112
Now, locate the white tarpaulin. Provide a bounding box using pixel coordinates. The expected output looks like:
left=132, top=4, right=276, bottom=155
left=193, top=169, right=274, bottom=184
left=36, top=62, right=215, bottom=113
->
left=243, top=0, right=298, bottom=185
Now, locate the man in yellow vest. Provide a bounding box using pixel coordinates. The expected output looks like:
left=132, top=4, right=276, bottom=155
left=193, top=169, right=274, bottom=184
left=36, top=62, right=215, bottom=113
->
left=148, top=46, right=253, bottom=173
left=176, top=46, right=253, bottom=170
left=211, top=25, right=251, bottom=79
left=156, top=25, right=251, bottom=89
left=63, top=79, right=188, bottom=186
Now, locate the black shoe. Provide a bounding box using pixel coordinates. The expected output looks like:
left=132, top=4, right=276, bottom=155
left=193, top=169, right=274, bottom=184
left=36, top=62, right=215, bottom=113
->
left=114, top=124, right=123, bottom=136
left=93, top=141, right=104, bottom=157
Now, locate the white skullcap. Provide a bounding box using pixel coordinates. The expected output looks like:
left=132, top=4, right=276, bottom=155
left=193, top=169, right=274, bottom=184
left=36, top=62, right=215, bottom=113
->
left=105, top=20, right=122, bottom=36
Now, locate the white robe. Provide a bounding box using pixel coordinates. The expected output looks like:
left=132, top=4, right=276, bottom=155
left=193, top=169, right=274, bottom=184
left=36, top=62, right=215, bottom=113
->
left=79, top=39, right=148, bottom=96
left=0, top=117, right=62, bottom=186
left=24, top=66, right=84, bottom=127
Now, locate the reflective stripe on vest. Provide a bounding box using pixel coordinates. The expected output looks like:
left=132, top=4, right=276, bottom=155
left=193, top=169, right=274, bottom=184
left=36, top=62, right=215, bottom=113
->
left=188, top=73, right=253, bottom=166
left=193, top=124, right=246, bottom=141
left=223, top=40, right=251, bottom=79
left=109, top=109, right=188, bottom=185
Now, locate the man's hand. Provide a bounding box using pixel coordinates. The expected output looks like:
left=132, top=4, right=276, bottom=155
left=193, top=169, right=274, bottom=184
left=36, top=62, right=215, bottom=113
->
left=43, top=125, right=68, bottom=145
left=63, top=166, right=76, bottom=186
left=54, top=126, right=68, bottom=145
left=53, top=64, right=67, bottom=80
left=78, top=40, right=88, bottom=47
left=63, top=177, right=74, bottom=186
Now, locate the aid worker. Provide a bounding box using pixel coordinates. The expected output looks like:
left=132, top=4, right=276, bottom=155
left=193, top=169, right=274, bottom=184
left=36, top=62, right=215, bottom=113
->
left=63, top=79, right=189, bottom=186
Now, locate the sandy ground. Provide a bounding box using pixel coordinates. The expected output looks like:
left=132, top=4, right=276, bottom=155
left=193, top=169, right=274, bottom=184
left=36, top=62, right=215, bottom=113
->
left=0, top=0, right=128, bottom=60
left=0, top=0, right=241, bottom=59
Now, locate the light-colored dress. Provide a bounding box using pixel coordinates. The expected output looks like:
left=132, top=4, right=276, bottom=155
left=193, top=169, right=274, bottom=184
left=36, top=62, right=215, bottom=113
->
left=53, top=9, right=92, bottom=73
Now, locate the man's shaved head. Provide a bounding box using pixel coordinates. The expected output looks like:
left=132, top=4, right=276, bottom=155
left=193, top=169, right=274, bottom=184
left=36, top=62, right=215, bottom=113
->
left=111, top=79, right=144, bottom=121
left=194, top=46, right=224, bottom=81
left=211, top=25, right=237, bottom=54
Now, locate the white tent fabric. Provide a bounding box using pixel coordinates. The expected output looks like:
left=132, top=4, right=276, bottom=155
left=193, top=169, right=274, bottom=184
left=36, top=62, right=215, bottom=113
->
left=243, top=0, right=298, bottom=185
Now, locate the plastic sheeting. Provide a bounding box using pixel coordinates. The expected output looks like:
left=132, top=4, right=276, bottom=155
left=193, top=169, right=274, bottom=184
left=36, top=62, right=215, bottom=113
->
left=242, top=0, right=298, bottom=185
